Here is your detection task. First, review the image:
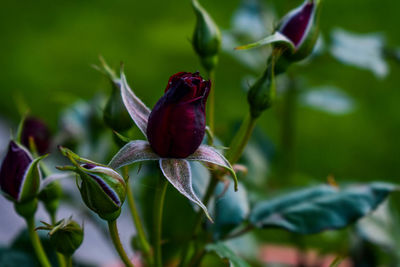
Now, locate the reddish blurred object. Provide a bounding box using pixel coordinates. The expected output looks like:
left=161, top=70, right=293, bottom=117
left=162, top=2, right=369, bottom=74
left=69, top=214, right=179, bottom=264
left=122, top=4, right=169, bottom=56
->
left=259, top=244, right=352, bottom=267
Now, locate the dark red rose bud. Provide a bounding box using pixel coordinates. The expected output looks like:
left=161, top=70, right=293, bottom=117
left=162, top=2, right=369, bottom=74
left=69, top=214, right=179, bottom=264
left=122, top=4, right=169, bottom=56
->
left=146, top=72, right=210, bottom=158
left=21, top=116, right=51, bottom=155
left=0, top=141, right=42, bottom=203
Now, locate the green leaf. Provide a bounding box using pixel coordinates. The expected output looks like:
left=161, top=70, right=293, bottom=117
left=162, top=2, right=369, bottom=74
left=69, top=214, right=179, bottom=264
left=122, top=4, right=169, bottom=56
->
left=205, top=242, right=251, bottom=267
left=250, top=182, right=398, bottom=234
left=213, top=182, right=249, bottom=240
left=235, top=31, right=294, bottom=51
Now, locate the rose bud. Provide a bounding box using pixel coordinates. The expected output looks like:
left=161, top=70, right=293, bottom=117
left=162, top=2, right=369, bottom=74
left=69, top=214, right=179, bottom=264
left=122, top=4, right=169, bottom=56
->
left=0, top=141, right=43, bottom=202
left=146, top=72, right=210, bottom=158
left=58, top=147, right=126, bottom=221
left=104, top=84, right=134, bottom=132
left=247, top=62, right=276, bottom=118
left=37, top=218, right=84, bottom=256
left=21, top=116, right=51, bottom=155
left=236, top=0, right=322, bottom=73
left=192, top=0, right=222, bottom=71
left=99, top=58, right=134, bottom=132
left=275, top=0, right=322, bottom=69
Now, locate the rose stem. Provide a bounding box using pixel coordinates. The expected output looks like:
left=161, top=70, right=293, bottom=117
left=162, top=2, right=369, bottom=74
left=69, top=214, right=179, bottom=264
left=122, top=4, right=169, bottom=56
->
left=64, top=255, right=72, bottom=267
left=207, top=69, right=216, bottom=142
left=178, top=175, right=219, bottom=267
left=123, top=166, right=153, bottom=265
left=107, top=220, right=135, bottom=267
left=153, top=174, right=168, bottom=267
left=226, top=112, right=257, bottom=164
left=26, top=216, right=51, bottom=267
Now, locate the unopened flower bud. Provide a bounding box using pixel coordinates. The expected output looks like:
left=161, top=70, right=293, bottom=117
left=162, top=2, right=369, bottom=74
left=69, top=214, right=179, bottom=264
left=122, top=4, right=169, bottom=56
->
left=21, top=116, right=51, bottom=155
left=236, top=0, right=322, bottom=73
left=0, top=141, right=43, bottom=203
left=275, top=0, right=322, bottom=70
left=104, top=85, right=134, bottom=132
left=101, top=62, right=134, bottom=132
left=58, top=147, right=126, bottom=221
left=247, top=61, right=276, bottom=118
left=192, top=0, right=222, bottom=71
left=38, top=218, right=83, bottom=256
left=147, top=72, right=210, bottom=158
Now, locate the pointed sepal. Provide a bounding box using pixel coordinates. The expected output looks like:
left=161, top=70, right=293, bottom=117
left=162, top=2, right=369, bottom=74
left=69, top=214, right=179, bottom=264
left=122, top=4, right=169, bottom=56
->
left=187, top=145, right=238, bottom=191
left=120, top=71, right=151, bottom=137
left=235, top=31, right=295, bottom=51
left=109, top=140, right=160, bottom=169
left=160, top=159, right=213, bottom=222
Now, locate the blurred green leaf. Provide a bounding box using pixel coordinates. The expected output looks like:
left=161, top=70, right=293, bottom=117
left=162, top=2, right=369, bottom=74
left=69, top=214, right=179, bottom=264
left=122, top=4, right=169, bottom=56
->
left=0, top=248, right=35, bottom=267
left=205, top=242, right=251, bottom=267
left=250, top=182, right=398, bottom=234
left=213, top=182, right=249, bottom=240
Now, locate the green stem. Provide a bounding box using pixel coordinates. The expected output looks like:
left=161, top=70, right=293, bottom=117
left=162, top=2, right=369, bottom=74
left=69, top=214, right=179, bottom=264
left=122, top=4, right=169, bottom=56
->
left=123, top=167, right=153, bottom=265
left=26, top=216, right=51, bottom=267
left=108, top=220, right=135, bottom=267
left=57, top=253, right=66, bottom=267
left=226, top=112, right=257, bottom=164
left=153, top=175, right=168, bottom=267
left=207, top=69, right=216, bottom=141
left=64, top=255, right=72, bottom=267
left=179, top=176, right=219, bottom=267
left=49, top=207, right=66, bottom=267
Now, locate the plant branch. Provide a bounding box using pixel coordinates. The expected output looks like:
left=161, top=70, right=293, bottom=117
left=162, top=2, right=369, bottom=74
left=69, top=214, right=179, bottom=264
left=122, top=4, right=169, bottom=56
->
left=226, top=112, right=257, bottom=164
left=26, top=216, right=51, bottom=267
left=108, top=220, right=134, bottom=267
left=153, top=175, right=168, bottom=267
left=123, top=167, right=153, bottom=265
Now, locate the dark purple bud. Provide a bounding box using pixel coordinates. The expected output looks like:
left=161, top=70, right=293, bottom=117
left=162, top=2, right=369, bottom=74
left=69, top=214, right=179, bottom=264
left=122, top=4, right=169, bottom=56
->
left=0, top=141, right=34, bottom=201
left=277, top=0, right=322, bottom=66
left=279, top=2, right=314, bottom=47
left=146, top=72, right=210, bottom=158
left=21, top=116, right=51, bottom=155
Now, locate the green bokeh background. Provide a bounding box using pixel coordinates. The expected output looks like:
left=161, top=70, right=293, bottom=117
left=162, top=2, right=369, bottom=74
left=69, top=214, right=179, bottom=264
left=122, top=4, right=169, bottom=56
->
left=0, top=0, right=399, bottom=186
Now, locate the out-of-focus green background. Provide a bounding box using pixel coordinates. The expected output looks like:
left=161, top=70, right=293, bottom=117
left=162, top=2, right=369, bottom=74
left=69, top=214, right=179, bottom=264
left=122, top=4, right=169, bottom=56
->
left=0, top=0, right=399, bottom=185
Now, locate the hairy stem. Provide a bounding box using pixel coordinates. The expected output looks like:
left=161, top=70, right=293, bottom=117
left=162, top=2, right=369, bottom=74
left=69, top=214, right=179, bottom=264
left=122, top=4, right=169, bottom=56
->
left=153, top=175, right=168, bottom=267
left=123, top=167, right=153, bottom=265
left=26, top=216, right=51, bottom=267
left=108, top=220, right=134, bottom=267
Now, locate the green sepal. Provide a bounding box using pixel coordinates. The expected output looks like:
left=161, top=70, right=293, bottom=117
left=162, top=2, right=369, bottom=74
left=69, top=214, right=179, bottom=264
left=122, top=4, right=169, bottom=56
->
left=235, top=31, right=295, bottom=52
left=59, top=146, right=108, bottom=167
left=18, top=154, right=47, bottom=203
